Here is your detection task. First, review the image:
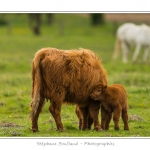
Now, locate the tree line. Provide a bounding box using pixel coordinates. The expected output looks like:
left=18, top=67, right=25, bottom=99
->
left=0, top=14, right=104, bottom=36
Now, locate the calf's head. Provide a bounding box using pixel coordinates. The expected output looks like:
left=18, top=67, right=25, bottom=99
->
left=90, top=83, right=107, bottom=101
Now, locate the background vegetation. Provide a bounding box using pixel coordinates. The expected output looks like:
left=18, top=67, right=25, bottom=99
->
left=0, top=14, right=150, bottom=137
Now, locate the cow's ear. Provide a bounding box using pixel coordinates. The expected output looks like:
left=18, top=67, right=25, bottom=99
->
left=103, top=85, right=107, bottom=91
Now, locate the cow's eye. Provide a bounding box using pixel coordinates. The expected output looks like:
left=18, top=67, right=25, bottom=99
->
left=97, top=90, right=101, bottom=92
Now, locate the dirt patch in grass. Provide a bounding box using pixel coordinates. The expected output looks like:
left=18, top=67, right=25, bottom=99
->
left=0, top=102, right=5, bottom=107
left=129, top=115, right=144, bottom=121
left=0, top=121, right=23, bottom=127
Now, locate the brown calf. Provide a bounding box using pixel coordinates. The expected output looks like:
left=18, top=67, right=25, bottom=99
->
left=90, top=83, right=129, bottom=130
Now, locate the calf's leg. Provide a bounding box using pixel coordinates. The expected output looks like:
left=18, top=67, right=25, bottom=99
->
left=101, top=105, right=109, bottom=130
left=113, top=108, right=121, bottom=130
left=87, top=115, right=93, bottom=130
left=105, top=112, right=112, bottom=130
left=122, top=107, right=129, bottom=130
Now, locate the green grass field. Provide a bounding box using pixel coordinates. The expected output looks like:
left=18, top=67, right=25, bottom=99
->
left=0, top=14, right=150, bottom=137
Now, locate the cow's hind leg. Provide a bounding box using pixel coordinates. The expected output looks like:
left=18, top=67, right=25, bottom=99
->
left=30, top=95, right=45, bottom=132
left=49, top=93, right=65, bottom=132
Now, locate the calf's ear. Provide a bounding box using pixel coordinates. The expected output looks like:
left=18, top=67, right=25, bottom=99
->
left=103, top=85, right=107, bottom=91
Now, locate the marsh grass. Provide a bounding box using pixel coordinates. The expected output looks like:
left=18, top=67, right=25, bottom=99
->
left=0, top=14, right=150, bottom=137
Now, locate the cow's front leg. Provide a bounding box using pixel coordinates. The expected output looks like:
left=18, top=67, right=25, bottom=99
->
left=89, top=101, right=102, bottom=131
left=75, top=105, right=82, bottom=130
left=77, top=106, right=89, bottom=130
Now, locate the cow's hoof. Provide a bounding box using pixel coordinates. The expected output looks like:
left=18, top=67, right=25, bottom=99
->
left=81, top=127, right=88, bottom=131
left=57, top=128, right=66, bottom=132
left=31, top=128, right=39, bottom=132
left=94, top=127, right=103, bottom=132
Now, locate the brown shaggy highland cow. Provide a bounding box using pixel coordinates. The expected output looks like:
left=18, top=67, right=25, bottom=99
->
left=30, top=47, right=107, bottom=132
left=90, top=83, right=129, bottom=130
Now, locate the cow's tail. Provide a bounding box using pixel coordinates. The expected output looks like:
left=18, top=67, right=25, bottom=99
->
left=112, top=36, right=121, bottom=60
left=29, top=49, right=47, bottom=121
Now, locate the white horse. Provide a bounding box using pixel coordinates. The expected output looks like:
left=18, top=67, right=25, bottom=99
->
left=113, top=23, right=150, bottom=63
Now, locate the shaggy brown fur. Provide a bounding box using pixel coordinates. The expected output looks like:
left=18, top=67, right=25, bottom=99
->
left=90, top=83, right=129, bottom=130
left=30, top=47, right=107, bottom=132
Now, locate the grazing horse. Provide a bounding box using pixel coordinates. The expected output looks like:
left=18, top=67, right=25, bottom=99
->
left=113, top=23, right=150, bottom=63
